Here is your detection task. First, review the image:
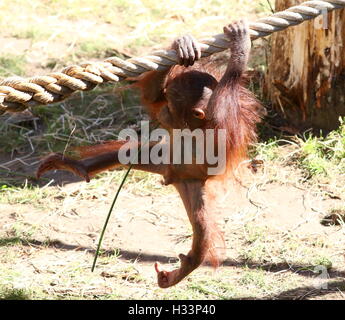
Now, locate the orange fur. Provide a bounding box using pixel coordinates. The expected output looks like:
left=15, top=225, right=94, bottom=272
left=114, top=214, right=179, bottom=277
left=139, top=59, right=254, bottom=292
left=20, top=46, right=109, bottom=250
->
left=37, top=30, right=264, bottom=288
left=134, top=63, right=263, bottom=271
left=74, top=140, right=127, bottom=158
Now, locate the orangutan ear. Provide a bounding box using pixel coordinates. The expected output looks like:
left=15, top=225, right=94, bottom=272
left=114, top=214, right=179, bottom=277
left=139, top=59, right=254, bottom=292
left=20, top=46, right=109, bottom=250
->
left=192, top=108, right=205, bottom=120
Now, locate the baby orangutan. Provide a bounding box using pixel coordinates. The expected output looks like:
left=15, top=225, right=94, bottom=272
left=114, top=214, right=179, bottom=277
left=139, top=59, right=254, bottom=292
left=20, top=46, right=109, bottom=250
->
left=37, top=20, right=262, bottom=288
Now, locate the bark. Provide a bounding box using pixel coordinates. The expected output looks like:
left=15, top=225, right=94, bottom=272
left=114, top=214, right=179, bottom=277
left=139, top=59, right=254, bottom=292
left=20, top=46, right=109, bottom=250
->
left=265, top=0, right=345, bottom=132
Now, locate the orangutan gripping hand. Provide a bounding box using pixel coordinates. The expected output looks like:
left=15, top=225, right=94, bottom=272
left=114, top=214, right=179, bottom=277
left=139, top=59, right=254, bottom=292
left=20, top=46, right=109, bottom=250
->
left=223, top=19, right=251, bottom=75
left=172, top=34, right=201, bottom=67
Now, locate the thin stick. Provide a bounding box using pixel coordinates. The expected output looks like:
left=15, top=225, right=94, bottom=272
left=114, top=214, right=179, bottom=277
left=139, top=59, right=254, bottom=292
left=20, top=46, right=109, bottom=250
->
left=266, top=0, right=275, bottom=13
left=91, top=164, right=133, bottom=272
left=91, top=122, right=159, bottom=272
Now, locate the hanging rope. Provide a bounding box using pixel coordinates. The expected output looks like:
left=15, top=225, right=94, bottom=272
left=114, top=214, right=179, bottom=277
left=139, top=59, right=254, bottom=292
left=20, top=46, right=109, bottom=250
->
left=0, top=0, right=344, bottom=114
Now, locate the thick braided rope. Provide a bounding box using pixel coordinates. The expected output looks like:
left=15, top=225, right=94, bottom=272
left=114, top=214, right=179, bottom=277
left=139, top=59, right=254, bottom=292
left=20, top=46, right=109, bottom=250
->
left=1, top=0, right=344, bottom=114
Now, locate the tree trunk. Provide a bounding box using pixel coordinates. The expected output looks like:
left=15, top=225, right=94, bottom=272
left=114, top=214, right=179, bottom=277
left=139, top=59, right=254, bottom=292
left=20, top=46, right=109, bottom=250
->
left=265, top=0, right=345, bottom=132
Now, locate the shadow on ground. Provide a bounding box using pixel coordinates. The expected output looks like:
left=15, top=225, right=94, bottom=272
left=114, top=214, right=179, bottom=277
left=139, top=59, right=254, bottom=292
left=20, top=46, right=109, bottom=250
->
left=0, top=236, right=344, bottom=300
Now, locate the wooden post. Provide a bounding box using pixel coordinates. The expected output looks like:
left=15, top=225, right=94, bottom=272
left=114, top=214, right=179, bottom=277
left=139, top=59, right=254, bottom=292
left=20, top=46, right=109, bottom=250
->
left=265, top=0, right=345, bottom=132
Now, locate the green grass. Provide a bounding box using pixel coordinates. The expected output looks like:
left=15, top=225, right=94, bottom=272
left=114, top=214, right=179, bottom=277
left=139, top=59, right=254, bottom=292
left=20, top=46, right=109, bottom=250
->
left=251, top=118, right=345, bottom=193
left=0, top=182, right=52, bottom=205
left=0, top=123, right=28, bottom=153
left=11, top=26, right=53, bottom=41
left=239, top=268, right=267, bottom=288
left=76, top=39, right=113, bottom=59
left=0, top=55, right=26, bottom=77
left=297, top=119, right=345, bottom=177
left=0, top=286, right=31, bottom=300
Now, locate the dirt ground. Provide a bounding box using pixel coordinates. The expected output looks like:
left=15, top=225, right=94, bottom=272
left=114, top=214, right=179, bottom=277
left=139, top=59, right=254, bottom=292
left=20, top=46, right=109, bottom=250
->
left=0, top=154, right=344, bottom=300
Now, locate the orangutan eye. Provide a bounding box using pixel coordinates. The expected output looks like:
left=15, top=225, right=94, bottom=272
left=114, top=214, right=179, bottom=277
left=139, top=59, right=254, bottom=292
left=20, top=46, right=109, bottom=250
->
left=192, top=108, right=205, bottom=119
